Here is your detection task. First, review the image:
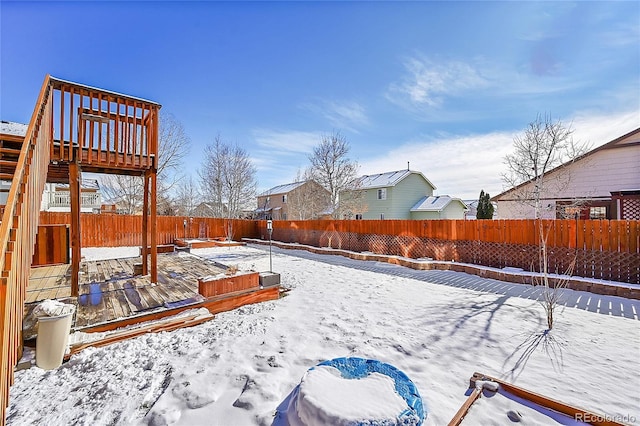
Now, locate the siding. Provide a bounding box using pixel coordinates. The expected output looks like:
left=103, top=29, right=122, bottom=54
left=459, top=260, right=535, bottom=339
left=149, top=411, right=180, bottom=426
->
left=496, top=140, right=640, bottom=219
left=360, top=173, right=434, bottom=219
left=410, top=200, right=466, bottom=220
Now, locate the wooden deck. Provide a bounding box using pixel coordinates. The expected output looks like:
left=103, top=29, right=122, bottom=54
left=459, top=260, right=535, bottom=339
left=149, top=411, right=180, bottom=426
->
left=25, top=252, right=228, bottom=336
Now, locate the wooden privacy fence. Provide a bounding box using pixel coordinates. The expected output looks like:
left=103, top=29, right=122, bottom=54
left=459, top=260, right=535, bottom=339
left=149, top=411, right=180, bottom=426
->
left=35, top=215, right=639, bottom=283
left=38, top=212, right=259, bottom=246
left=257, top=219, right=640, bottom=284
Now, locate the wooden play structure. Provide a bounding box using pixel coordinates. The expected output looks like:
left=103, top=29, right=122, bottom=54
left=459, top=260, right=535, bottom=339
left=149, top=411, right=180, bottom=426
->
left=0, top=75, right=160, bottom=421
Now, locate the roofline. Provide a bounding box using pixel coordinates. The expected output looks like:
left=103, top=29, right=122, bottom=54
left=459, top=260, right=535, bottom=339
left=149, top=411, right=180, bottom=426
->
left=258, top=181, right=308, bottom=197
left=354, top=170, right=438, bottom=191
left=410, top=196, right=468, bottom=212
left=492, top=126, right=640, bottom=201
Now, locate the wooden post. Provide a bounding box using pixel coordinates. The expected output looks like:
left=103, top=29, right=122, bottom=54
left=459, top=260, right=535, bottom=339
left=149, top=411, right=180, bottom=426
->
left=151, top=167, right=158, bottom=283
left=69, top=159, right=81, bottom=296
left=142, top=171, right=149, bottom=275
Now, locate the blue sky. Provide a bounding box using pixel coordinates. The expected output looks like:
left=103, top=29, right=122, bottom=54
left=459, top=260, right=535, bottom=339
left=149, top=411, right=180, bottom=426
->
left=1, top=1, right=638, bottom=199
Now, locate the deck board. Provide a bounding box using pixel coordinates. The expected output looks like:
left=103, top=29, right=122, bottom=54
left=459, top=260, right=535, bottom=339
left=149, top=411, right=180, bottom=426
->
left=25, top=252, right=228, bottom=334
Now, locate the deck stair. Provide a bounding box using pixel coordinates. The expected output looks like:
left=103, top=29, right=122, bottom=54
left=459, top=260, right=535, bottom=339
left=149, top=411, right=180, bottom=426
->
left=0, top=75, right=160, bottom=423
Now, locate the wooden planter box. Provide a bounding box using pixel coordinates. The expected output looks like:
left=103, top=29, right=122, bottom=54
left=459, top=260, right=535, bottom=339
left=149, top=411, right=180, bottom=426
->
left=198, top=271, right=259, bottom=297
left=139, top=244, right=175, bottom=255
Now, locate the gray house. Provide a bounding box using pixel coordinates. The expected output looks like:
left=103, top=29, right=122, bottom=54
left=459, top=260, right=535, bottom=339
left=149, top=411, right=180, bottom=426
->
left=342, top=169, right=467, bottom=220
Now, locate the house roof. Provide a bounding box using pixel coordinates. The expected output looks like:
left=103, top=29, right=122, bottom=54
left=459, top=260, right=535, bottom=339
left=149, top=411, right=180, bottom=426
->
left=353, top=169, right=437, bottom=190
left=259, top=181, right=306, bottom=197
left=492, top=126, right=640, bottom=201
left=0, top=121, right=28, bottom=137
left=55, top=179, right=100, bottom=191
left=410, top=195, right=467, bottom=212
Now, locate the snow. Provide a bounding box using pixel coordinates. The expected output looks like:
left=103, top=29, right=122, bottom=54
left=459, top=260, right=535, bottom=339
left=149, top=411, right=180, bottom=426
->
left=289, top=366, right=410, bottom=426
left=32, top=299, right=75, bottom=318
left=8, top=245, right=640, bottom=425
left=82, top=246, right=140, bottom=261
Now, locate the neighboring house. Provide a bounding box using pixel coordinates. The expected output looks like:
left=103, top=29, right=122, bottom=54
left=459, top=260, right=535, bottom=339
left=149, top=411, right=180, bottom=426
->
left=493, top=127, right=640, bottom=219
left=41, top=179, right=102, bottom=213
left=256, top=180, right=330, bottom=220
left=410, top=195, right=468, bottom=220
left=0, top=121, right=29, bottom=206
left=463, top=199, right=479, bottom=220
left=343, top=169, right=467, bottom=220
left=1, top=121, right=102, bottom=214
left=462, top=199, right=499, bottom=220
left=192, top=202, right=217, bottom=217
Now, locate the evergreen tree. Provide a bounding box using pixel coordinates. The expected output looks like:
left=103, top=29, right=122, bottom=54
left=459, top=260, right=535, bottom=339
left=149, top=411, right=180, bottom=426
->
left=476, top=190, right=494, bottom=219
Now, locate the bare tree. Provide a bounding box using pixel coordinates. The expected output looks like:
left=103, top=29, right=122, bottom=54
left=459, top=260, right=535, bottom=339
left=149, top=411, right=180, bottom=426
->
left=502, top=114, right=589, bottom=330
left=502, top=114, right=587, bottom=219
left=286, top=168, right=331, bottom=220
left=308, top=132, right=359, bottom=219
left=174, top=175, right=201, bottom=216
left=157, top=111, right=191, bottom=193
left=100, top=175, right=143, bottom=214
left=99, top=111, right=190, bottom=212
left=200, top=135, right=257, bottom=239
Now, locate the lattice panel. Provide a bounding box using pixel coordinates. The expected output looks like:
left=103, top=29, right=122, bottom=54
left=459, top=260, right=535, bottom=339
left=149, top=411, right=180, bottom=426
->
left=276, top=228, right=639, bottom=284
left=621, top=198, right=640, bottom=220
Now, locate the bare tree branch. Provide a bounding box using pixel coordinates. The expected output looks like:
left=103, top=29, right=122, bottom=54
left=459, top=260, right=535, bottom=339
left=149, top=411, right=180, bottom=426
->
left=308, top=131, right=359, bottom=218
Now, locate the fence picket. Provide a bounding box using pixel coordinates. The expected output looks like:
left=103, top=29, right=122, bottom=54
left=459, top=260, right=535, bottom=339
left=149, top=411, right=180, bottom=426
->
left=34, top=213, right=639, bottom=283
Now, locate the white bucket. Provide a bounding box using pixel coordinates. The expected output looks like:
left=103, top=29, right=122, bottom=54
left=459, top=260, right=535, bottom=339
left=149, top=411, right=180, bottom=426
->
left=35, top=312, right=74, bottom=370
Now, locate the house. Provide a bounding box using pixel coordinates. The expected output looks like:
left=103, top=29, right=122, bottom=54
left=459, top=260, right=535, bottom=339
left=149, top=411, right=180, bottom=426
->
left=2, top=121, right=102, bottom=213
left=342, top=169, right=467, bottom=220
left=410, top=195, right=468, bottom=220
left=256, top=180, right=330, bottom=220
left=41, top=179, right=102, bottom=213
left=492, top=127, right=640, bottom=219
left=462, top=199, right=499, bottom=219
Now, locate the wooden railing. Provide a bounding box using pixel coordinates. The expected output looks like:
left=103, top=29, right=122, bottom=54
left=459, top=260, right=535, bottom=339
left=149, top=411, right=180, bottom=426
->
left=45, top=191, right=101, bottom=210
left=0, top=75, right=53, bottom=421
left=49, top=77, right=159, bottom=173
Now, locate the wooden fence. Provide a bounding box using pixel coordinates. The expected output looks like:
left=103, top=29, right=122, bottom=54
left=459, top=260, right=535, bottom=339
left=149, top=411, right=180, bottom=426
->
left=39, top=212, right=259, bottom=247
left=256, top=219, right=640, bottom=284
left=36, top=214, right=639, bottom=283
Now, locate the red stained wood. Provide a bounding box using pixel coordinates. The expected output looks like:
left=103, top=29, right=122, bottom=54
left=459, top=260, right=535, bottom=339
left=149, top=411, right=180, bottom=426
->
left=198, top=272, right=259, bottom=298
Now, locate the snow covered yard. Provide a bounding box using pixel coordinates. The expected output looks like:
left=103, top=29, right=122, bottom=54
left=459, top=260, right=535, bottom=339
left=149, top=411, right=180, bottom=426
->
left=8, top=245, right=640, bottom=425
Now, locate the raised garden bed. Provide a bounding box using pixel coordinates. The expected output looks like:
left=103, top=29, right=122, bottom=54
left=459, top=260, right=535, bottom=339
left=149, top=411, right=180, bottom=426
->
left=138, top=244, right=175, bottom=255
left=198, top=271, right=259, bottom=297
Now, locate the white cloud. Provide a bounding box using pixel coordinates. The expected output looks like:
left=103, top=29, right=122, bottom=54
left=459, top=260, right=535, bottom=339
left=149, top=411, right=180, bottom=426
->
left=252, top=129, right=320, bottom=155
left=358, top=110, right=639, bottom=200
left=251, top=129, right=323, bottom=192
left=387, top=57, right=489, bottom=109
left=571, top=110, right=640, bottom=149
left=301, top=99, right=369, bottom=133
left=359, top=131, right=514, bottom=201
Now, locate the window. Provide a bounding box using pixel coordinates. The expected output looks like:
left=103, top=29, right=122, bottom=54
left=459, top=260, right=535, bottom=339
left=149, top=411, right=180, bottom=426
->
left=590, top=206, right=607, bottom=219
left=266, top=196, right=270, bottom=204
left=377, top=188, right=386, bottom=200
left=355, top=214, right=363, bottom=220
left=380, top=213, right=385, bottom=220
left=283, top=195, right=287, bottom=203
left=282, top=213, right=287, bottom=220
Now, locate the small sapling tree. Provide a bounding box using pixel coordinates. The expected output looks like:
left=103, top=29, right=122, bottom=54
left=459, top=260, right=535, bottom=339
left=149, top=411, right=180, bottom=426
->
left=502, top=114, right=588, bottom=329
